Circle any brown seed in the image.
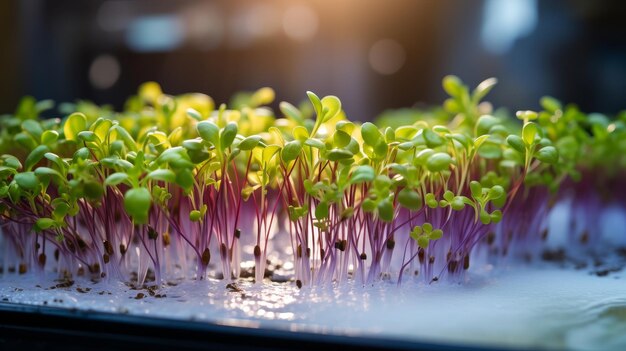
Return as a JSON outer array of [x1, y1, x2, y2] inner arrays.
[[296, 245, 302, 258], [254, 245, 261, 258], [234, 228, 241, 239], [418, 249, 425, 264], [119, 244, 127, 255], [360, 252, 367, 260], [386, 239, 395, 250], [220, 243, 228, 257], [147, 226, 158, 240], [54, 249, 59, 261], [103, 240, 114, 256], [486, 232, 496, 245], [89, 263, 101, 274], [135, 293, 145, 299], [66, 240, 76, 253], [202, 248, 211, 266], [448, 260, 458, 273], [463, 255, 470, 270], [103, 254, 110, 264], [19, 263, 27, 274], [429, 256, 435, 264], [296, 280, 302, 289], [320, 248, 325, 259], [38, 253, 46, 267], [162, 232, 171, 246], [77, 237, 87, 250]]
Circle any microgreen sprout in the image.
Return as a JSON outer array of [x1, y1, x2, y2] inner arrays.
[[0, 77, 623, 289]]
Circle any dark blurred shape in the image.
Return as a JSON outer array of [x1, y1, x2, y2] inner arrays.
[[1, 0, 626, 120]]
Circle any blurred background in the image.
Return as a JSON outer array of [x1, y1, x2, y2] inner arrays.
[[1, 0, 625, 120]]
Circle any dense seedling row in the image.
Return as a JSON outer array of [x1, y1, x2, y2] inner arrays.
[[0, 77, 623, 287]]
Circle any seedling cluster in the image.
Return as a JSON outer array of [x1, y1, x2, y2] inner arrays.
[[0, 77, 623, 287]]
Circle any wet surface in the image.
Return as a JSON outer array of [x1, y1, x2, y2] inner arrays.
[[0, 262, 624, 350]]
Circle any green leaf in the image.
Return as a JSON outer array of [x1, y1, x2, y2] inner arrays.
[[450, 197, 465, 211], [105, 172, 130, 186], [279, 101, 303, 123], [35, 218, 56, 231], [522, 122, 538, 146], [175, 169, 195, 191], [377, 199, 394, 222], [472, 77, 497, 102], [41, 130, 59, 145], [2, 155, 22, 170], [34, 167, 64, 181], [197, 121, 220, 146], [83, 181, 104, 200], [487, 185, 505, 200], [306, 91, 322, 118], [422, 222, 433, 233], [506, 135, 525, 154], [281, 140, 302, 162], [417, 236, 429, 249], [477, 141, 502, 159], [147, 169, 176, 183], [22, 120, 43, 140], [15, 132, 37, 150], [516, 110, 538, 121], [540, 96, 562, 113], [186, 108, 202, 121], [25, 145, 50, 171], [350, 165, 375, 184], [315, 201, 329, 219], [92, 118, 112, 142], [395, 126, 419, 140], [490, 210, 503, 223], [426, 152, 452, 172], [220, 122, 238, 151], [470, 181, 482, 199], [397, 188, 422, 210], [326, 148, 353, 161], [124, 187, 152, 224], [475, 115, 500, 136], [480, 209, 491, 224], [292, 126, 309, 142], [78, 131, 99, 143], [373, 140, 388, 158], [536, 146, 558, 164], [333, 130, 351, 148], [189, 210, 202, 222], [182, 138, 204, 151], [15, 172, 39, 190], [238, 135, 263, 150], [113, 126, 137, 152], [423, 128, 444, 148], [442, 75, 464, 97], [262, 145, 281, 163], [361, 122, 381, 146], [429, 229, 443, 240], [321, 95, 342, 122], [63, 112, 87, 141], [425, 193, 438, 208], [304, 138, 325, 149]]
